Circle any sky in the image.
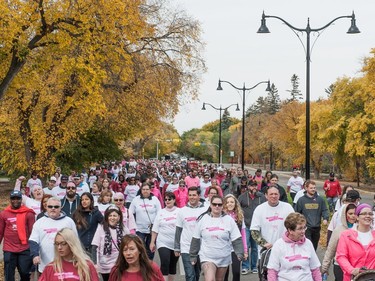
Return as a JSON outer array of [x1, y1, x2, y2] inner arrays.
[[171, 0, 375, 134]]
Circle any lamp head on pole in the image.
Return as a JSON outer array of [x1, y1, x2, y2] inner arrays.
[[217, 80, 223, 91], [266, 80, 272, 92], [347, 12, 360, 34], [257, 11, 270, 33], [201, 103, 206, 110], [235, 103, 240, 111]]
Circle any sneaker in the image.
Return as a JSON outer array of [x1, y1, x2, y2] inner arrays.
[[241, 269, 249, 275], [251, 269, 258, 274]]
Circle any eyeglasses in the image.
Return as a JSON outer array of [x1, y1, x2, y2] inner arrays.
[[212, 203, 223, 207], [114, 199, 124, 202], [66, 186, 76, 190], [165, 198, 173, 201], [54, 241, 68, 247], [359, 212, 374, 216], [295, 226, 307, 231], [47, 205, 60, 209]]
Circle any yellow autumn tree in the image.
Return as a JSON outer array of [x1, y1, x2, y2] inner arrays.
[[0, 0, 205, 175]]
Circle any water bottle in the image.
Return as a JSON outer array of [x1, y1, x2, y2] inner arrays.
[[322, 273, 328, 281]]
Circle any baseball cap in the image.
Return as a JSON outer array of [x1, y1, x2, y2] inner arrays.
[[61, 175, 69, 181], [256, 168, 262, 173], [50, 176, 57, 182], [10, 190, 23, 198], [329, 172, 335, 177], [346, 190, 361, 201], [248, 180, 258, 186]]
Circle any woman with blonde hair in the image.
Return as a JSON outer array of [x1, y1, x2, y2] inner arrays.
[[39, 227, 99, 281], [223, 194, 248, 281]]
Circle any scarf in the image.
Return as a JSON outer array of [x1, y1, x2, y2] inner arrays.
[[4, 205, 35, 245], [103, 223, 123, 255]]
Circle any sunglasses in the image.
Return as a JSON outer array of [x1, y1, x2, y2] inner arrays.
[[10, 197, 22, 200], [67, 186, 76, 190], [54, 241, 68, 247], [47, 205, 60, 209], [114, 199, 124, 202], [212, 203, 223, 207], [165, 198, 173, 201]]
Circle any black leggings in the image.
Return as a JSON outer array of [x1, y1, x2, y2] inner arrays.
[[224, 252, 241, 281], [158, 247, 179, 275]]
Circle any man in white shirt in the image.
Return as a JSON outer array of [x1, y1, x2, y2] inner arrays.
[[287, 169, 304, 201], [43, 176, 57, 195], [174, 187, 207, 281], [250, 185, 294, 249]]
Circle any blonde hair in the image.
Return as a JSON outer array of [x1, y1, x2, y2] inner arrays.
[[53, 228, 92, 281], [223, 194, 244, 223]]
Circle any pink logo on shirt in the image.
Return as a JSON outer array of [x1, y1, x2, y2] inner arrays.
[[285, 254, 309, 262], [206, 227, 225, 231], [266, 215, 284, 222], [44, 228, 59, 234], [54, 272, 79, 280], [185, 217, 197, 222], [164, 217, 176, 221], [140, 204, 154, 208], [7, 218, 16, 223]]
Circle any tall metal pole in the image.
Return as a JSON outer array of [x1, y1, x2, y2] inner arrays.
[[219, 107, 222, 165], [241, 86, 246, 171]]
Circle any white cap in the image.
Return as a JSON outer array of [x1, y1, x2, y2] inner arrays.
[[50, 176, 57, 182]]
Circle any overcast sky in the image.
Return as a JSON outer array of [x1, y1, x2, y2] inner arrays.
[[171, 0, 375, 134]]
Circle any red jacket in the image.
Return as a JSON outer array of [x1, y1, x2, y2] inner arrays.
[[323, 179, 342, 198], [0, 206, 35, 252], [336, 228, 375, 281]]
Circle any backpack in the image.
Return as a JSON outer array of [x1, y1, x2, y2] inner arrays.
[[258, 247, 272, 281]]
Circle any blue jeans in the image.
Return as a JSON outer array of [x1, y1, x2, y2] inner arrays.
[[136, 231, 154, 260], [181, 253, 200, 281], [326, 196, 338, 213], [4, 250, 32, 281], [242, 228, 258, 271]]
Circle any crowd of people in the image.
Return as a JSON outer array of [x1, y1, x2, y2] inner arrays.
[[0, 158, 374, 281]]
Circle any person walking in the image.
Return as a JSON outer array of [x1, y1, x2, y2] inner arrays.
[[237, 180, 266, 275], [286, 169, 304, 201], [322, 203, 357, 281], [150, 192, 180, 281], [0, 190, 35, 281], [190, 195, 244, 281], [267, 213, 322, 281], [174, 187, 207, 281], [250, 186, 294, 250], [336, 203, 375, 281], [223, 194, 248, 281], [60, 181, 80, 217], [295, 180, 329, 250], [29, 197, 78, 273], [323, 172, 342, 213], [39, 227, 99, 281]]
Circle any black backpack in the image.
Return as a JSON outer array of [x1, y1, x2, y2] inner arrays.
[[258, 247, 272, 281]]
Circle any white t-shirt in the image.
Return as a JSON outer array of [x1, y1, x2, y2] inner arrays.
[[175, 205, 207, 253], [166, 183, 179, 193], [267, 237, 321, 281], [26, 178, 43, 191], [124, 184, 140, 203], [24, 196, 41, 216], [287, 176, 304, 194], [152, 207, 180, 250], [193, 214, 241, 267], [52, 187, 67, 199], [76, 182, 90, 196], [97, 203, 110, 216], [43, 187, 55, 196], [250, 201, 294, 245], [29, 215, 77, 272], [129, 196, 161, 233], [199, 180, 211, 199]]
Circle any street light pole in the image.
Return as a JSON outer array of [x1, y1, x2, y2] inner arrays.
[[202, 102, 240, 165], [257, 12, 360, 179], [217, 80, 271, 170]]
